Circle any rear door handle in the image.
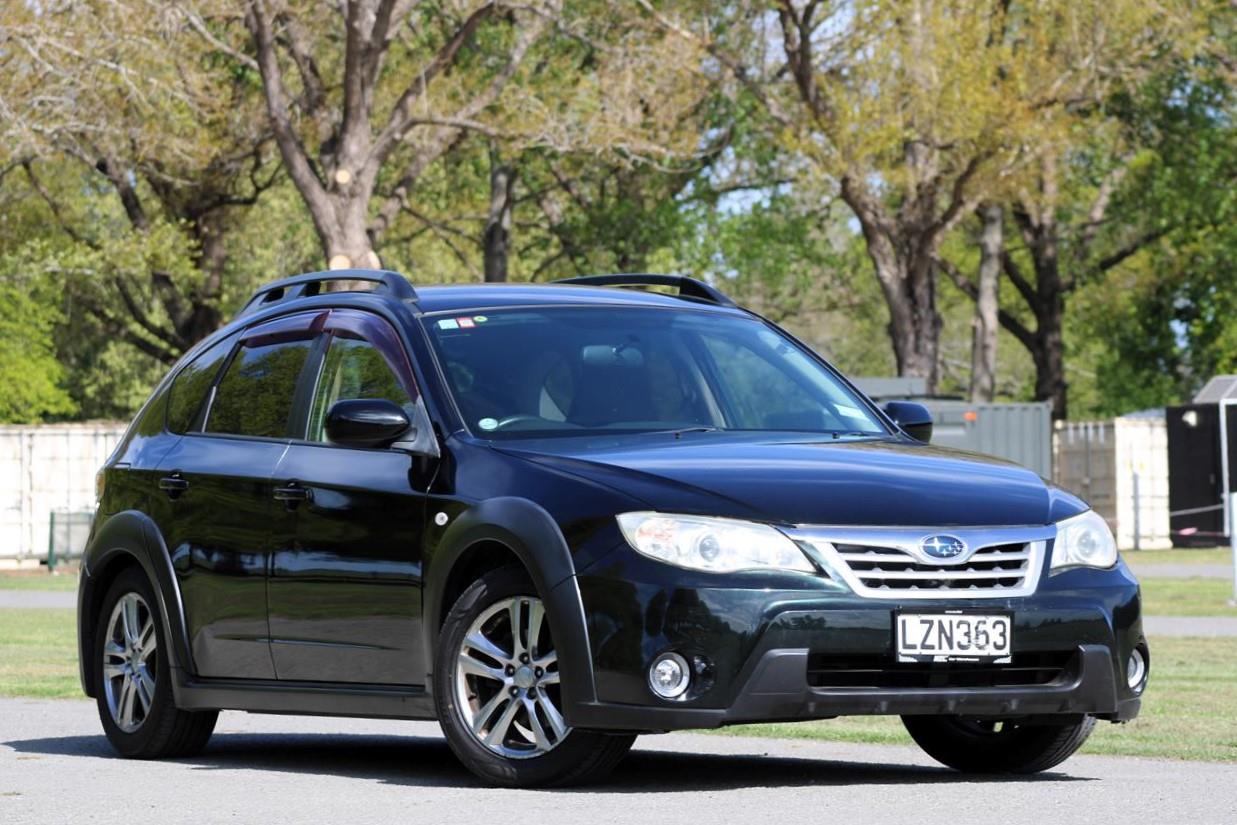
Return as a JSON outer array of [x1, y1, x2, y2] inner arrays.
[[158, 473, 189, 499], [273, 482, 312, 508]]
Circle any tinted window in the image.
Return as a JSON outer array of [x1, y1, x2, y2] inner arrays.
[[206, 339, 314, 438], [166, 334, 238, 434], [307, 337, 413, 442], [425, 307, 887, 438]]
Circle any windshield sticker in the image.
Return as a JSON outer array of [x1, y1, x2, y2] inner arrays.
[[836, 405, 868, 419], [478, 417, 498, 431], [458, 317, 476, 329], [438, 318, 459, 330], [473, 315, 488, 323]]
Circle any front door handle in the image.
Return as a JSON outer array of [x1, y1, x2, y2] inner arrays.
[[158, 473, 189, 500], [273, 482, 312, 509]]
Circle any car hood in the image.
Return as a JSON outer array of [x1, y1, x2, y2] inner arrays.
[[497, 434, 1084, 527]]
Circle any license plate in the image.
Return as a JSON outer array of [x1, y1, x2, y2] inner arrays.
[[896, 613, 1012, 662]]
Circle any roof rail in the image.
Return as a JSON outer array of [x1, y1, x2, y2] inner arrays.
[[552, 273, 736, 307], [238, 269, 417, 317]]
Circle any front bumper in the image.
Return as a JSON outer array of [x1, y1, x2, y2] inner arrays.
[[567, 549, 1145, 732]]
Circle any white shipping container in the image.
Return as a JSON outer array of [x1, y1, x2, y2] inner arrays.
[[0, 423, 126, 560], [1054, 414, 1171, 550]]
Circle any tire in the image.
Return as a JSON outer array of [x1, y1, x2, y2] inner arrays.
[[902, 714, 1096, 774], [434, 567, 635, 787], [94, 567, 217, 759]]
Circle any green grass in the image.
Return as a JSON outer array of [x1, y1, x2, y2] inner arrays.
[[714, 635, 1237, 762], [0, 571, 80, 591], [1140, 577, 1237, 617], [0, 608, 80, 698], [1125, 548, 1231, 566]]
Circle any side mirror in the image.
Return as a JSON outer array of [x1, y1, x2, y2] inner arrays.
[[325, 399, 411, 449], [884, 400, 933, 443]]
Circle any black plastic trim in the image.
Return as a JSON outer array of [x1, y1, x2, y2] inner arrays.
[[564, 644, 1129, 732], [422, 497, 596, 709], [78, 510, 194, 697], [172, 671, 435, 720], [239, 269, 418, 317], [553, 273, 736, 307]]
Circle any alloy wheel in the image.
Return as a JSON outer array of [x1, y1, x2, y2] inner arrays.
[[453, 596, 569, 759], [102, 592, 157, 733]]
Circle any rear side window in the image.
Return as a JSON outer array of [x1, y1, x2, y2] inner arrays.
[[166, 334, 238, 434], [205, 339, 314, 439]]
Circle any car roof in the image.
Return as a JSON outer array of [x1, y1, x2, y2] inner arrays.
[[410, 283, 749, 316]]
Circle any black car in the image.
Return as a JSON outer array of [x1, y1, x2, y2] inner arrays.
[[79, 270, 1146, 786]]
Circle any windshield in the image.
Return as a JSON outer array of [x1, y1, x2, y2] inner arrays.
[[425, 306, 888, 439]]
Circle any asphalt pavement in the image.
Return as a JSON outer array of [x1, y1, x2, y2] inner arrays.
[[1, 698, 1234, 825], [1131, 563, 1233, 579]]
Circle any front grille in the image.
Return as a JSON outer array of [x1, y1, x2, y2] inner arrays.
[[834, 542, 1031, 592], [807, 651, 1077, 689], [789, 524, 1053, 600]]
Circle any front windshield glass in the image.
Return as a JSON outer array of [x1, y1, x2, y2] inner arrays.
[[425, 306, 888, 439]]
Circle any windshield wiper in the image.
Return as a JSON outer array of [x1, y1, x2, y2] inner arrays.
[[663, 426, 721, 439]]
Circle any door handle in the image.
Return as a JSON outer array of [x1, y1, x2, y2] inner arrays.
[[158, 473, 189, 499], [273, 482, 312, 508]]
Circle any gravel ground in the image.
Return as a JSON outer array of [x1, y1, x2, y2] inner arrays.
[[2, 698, 1235, 825]]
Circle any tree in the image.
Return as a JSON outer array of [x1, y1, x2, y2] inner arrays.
[[0, 273, 75, 423], [642, 0, 1198, 394], [0, 0, 288, 366]]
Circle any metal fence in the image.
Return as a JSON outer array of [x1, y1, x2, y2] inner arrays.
[[0, 424, 125, 561], [1054, 414, 1171, 550]]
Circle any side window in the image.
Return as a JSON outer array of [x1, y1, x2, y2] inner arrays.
[[307, 336, 412, 443], [205, 339, 315, 439], [699, 334, 838, 430], [166, 333, 238, 434]]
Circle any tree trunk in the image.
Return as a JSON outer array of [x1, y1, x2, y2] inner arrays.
[[969, 204, 1002, 402], [1033, 293, 1068, 420], [483, 149, 516, 283]]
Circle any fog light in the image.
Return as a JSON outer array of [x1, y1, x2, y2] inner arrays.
[[1127, 646, 1148, 692], [648, 652, 691, 699]]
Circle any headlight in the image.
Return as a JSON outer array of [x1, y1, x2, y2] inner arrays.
[[616, 512, 815, 573], [1051, 510, 1118, 573]]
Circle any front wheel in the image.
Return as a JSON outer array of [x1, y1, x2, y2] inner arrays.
[[434, 567, 635, 787], [902, 714, 1095, 774]]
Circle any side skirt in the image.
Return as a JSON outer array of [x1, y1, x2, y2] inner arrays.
[[171, 669, 437, 721]]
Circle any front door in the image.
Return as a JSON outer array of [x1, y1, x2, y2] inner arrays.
[[267, 310, 429, 685]]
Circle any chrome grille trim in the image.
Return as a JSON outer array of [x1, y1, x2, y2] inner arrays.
[[788, 524, 1054, 600]]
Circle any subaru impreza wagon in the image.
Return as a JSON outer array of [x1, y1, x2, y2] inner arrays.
[[79, 270, 1146, 786]]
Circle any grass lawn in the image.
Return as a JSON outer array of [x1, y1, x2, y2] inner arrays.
[[0, 609, 80, 698], [2, 605, 1235, 763], [1140, 577, 1237, 617], [1125, 547, 1231, 566], [0, 570, 80, 591]]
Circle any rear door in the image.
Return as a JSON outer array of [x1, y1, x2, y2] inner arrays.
[[266, 309, 429, 685], [156, 311, 324, 679]]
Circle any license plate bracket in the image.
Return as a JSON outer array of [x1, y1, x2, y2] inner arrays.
[[895, 611, 1013, 663]]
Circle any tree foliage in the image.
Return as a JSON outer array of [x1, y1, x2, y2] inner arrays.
[[0, 0, 1232, 423]]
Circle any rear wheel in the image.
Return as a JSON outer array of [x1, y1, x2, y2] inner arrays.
[[94, 567, 217, 758], [434, 567, 635, 786], [902, 714, 1095, 774]]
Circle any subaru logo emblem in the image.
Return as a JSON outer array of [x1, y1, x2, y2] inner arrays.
[[920, 534, 967, 559]]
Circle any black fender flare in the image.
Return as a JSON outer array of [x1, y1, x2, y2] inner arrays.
[[422, 497, 597, 709], [78, 510, 194, 697]]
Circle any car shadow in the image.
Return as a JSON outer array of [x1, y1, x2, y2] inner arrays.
[[3, 732, 1091, 792]]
